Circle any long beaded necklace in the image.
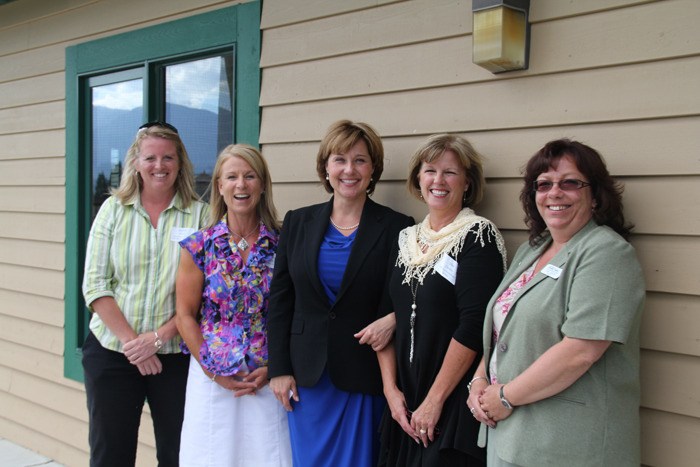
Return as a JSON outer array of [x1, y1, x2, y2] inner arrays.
[[231, 222, 260, 251], [409, 278, 420, 364], [329, 217, 360, 231]]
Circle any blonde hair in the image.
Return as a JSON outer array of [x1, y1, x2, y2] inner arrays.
[[406, 134, 485, 208], [112, 125, 198, 206], [315, 119, 384, 195], [208, 144, 280, 231]]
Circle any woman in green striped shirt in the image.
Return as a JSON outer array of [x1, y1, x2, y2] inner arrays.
[[81, 122, 208, 467]]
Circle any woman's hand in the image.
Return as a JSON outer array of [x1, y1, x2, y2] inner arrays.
[[354, 313, 396, 351], [270, 375, 298, 411], [123, 331, 159, 365], [136, 354, 163, 376], [213, 373, 257, 395], [384, 386, 417, 443], [478, 384, 513, 423], [234, 366, 269, 397], [467, 378, 496, 428], [410, 396, 443, 447]]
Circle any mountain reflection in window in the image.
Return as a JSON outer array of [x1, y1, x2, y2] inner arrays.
[[90, 52, 234, 219]]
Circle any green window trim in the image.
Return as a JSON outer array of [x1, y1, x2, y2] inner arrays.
[[64, 1, 261, 381]]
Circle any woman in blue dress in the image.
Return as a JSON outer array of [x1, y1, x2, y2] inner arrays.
[[268, 120, 413, 466]]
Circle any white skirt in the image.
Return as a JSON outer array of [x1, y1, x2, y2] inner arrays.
[[179, 356, 292, 467]]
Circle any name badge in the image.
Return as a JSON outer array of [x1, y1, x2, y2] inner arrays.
[[541, 263, 562, 279], [170, 227, 196, 242], [435, 254, 458, 285]]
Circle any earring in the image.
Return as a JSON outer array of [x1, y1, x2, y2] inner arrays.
[[325, 173, 329, 181], [463, 191, 468, 204]]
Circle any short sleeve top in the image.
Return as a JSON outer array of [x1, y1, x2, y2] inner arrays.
[[179, 218, 279, 376]]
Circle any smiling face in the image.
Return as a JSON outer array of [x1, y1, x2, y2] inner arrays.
[[217, 155, 263, 219], [418, 150, 468, 220], [134, 136, 180, 195], [535, 155, 594, 242], [325, 139, 373, 202]]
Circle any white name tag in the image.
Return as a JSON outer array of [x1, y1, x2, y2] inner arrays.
[[541, 263, 562, 279], [170, 227, 196, 243], [435, 254, 458, 285]]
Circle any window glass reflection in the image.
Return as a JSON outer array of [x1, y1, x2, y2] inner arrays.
[[91, 79, 143, 218], [166, 53, 234, 198]]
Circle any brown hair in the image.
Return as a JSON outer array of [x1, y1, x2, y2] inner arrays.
[[406, 134, 485, 208], [520, 138, 632, 245], [315, 120, 384, 195]]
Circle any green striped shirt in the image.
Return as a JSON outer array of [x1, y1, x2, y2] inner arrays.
[[82, 193, 209, 353]]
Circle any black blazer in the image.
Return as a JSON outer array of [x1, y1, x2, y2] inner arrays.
[[267, 198, 413, 395]]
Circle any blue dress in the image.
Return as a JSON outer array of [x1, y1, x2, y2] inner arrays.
[[287, 224, 385, 467]]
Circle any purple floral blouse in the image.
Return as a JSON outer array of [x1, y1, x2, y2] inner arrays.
[[179, 217, 278, 376]]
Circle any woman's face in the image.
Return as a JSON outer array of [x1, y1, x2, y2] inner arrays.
[[135, 136, 180, 194], [217, 156, 263, 219], [325, 139, 373, 202], [535, 155, 594, 241], [418, 150, 468, 219]]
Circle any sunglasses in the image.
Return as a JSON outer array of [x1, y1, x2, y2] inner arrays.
[[138, 121, 179, 134], [533, 179, 590, 193]]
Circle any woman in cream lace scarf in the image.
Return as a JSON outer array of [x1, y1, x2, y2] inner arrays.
[[378, 134, 506, 467]]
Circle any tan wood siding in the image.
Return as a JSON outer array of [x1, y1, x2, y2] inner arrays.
[[261, 57, 700, 143], [0, 238, 63, 270], [0, 131, 65, 160], [641, 408, 700, 467], [261, 0, 405, 29], [641, 293, 700, 357], [0, 73, 64, 109], [0, 213, 64, 242], [0, 289, 64, 327], [261, 1, 699, 105]]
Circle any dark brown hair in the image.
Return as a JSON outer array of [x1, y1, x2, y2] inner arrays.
[[520, 139, 632, 245]]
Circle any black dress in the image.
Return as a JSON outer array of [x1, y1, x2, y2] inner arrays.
[[379, 231, 504, 467]]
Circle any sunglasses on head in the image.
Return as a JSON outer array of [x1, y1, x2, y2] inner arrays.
[[138, 121, 179, 134], [533, 179, 590, 193]]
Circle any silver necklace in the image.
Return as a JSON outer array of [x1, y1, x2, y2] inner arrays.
[[231, 222, 260, 251], [329, 217, 360, 231], [409, 278, 419, 364]]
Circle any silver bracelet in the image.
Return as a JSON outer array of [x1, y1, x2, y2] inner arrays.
[[153, 331, 163, 350], [467, 376, 488, 393]]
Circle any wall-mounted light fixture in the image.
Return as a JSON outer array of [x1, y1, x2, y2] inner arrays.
[[472, 0, 530, 73]]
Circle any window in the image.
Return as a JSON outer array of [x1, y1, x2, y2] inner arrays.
[[64, 2, 260, 381]]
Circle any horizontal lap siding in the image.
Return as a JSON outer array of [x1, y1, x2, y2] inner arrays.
[[0, 0, 253, 465], [261, 0, 700, 465]]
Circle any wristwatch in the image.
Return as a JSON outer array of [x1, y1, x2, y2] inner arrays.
[[500, 385, 513, 410], [154, 331, 163, 350]]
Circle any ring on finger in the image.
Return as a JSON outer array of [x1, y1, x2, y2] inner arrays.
[[419, 429, 427, 434]]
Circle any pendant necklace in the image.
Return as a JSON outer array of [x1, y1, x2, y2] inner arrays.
[[231, 222, 260, 251], [330, 217, 360, 231], [409, 278, 420, 364]]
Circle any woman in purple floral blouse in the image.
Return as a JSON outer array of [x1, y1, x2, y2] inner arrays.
[[175, 144, 292, 466]]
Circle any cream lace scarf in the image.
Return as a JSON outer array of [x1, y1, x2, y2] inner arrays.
[[397, 208, 507, 285]]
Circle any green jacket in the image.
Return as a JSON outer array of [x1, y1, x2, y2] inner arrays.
[[479, 221, 645, 466]]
